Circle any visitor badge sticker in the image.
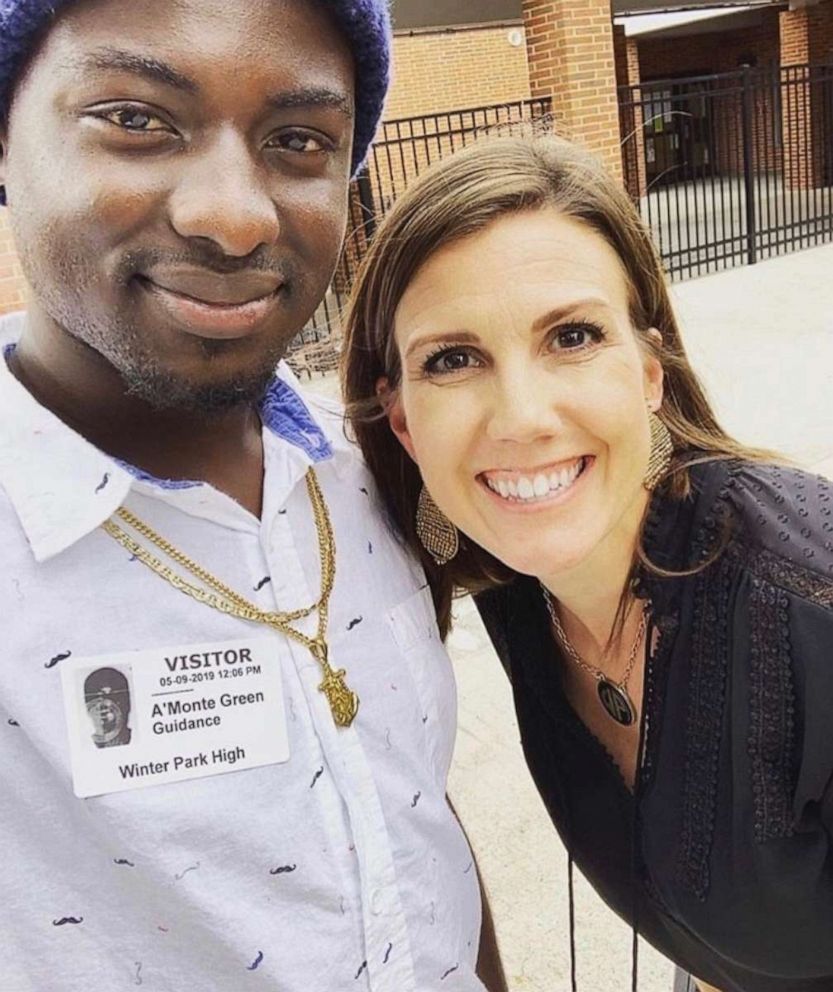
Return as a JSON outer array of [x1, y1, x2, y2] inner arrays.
[[60, 638, 289, 797]]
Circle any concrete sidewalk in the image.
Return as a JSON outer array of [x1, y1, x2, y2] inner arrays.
[[305, 243, 833, 991]]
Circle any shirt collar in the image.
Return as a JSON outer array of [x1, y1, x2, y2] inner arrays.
[[0, 313, 349, 562]]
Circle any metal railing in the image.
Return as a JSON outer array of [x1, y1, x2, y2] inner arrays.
[[619, 62, 833, 280], [362, 97, 553, 224]]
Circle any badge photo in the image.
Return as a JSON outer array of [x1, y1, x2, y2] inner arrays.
[[80, 664, 135, 749], [61, 638, 290, 798]]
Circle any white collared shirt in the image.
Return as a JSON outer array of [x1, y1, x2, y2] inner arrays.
[[0, 312, 483, 992]]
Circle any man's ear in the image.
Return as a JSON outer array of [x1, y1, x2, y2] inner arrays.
[[376, 377, 418, 464], [643, 328, 665, 411]]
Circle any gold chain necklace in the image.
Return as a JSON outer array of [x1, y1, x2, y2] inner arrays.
[[541, 584, 647, 728], [101, 469, 358, 728]]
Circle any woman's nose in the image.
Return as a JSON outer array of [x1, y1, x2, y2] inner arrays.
[[484, 368, 564, 444], [168, 130, 280, 257]]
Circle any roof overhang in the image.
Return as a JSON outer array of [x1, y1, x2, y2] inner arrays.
[[612, 0, 780, 13], [390, 0, 789, 33], [614, 4, 777, 37]]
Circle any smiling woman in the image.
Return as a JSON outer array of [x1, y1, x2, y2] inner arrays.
[[385, 207, 665, 598], [342, 136, 833, 992]]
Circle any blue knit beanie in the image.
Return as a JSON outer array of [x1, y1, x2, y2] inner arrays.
[[0, 0, 391, 176]]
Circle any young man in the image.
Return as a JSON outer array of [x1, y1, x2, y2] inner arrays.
[[0, 2, 504, 988]]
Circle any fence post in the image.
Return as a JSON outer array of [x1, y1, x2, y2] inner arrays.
[[355, 166, 377, 240], [741, 66, 758, 265]]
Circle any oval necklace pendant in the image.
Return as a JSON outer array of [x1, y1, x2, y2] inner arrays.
[[598, 678, 637, 727]]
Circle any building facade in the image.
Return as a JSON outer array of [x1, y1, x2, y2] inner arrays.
[[4, 0, 833, 313]]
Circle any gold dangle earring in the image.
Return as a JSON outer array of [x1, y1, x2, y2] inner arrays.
[[415, 486, 459, 565], [643, 410, 674, 491]]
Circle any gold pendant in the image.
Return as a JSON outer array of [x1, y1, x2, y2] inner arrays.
[[313, 640, 359, 728], [319, 667, 360, 727]]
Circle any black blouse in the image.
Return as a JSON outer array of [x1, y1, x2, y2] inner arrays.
[[476, 460, 833, 992]]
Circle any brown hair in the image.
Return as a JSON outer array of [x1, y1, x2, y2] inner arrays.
[[342, 135, 772, 638]]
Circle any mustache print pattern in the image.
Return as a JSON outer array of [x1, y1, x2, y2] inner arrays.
[[52, 917, 83, 926], [174, 862, 200, 881], [269, 864, 297, 875], [347, 617, 363, 631], [45, 651, 72, 669], [254, 577, 271, 592], [95, 473, 110, 494], [247, 951, 264, 972], [114, 859, 135, 868], [310, 767, 324, 789]]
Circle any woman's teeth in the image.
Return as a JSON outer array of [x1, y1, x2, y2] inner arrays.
[[484, 458, 586, 502]]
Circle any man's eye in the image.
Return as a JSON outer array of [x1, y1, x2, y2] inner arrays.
[[100, 106, 170, 132], [268, 129, 332, 154]]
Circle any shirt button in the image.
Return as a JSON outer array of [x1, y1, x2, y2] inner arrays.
[[370, 888, 384, 916]]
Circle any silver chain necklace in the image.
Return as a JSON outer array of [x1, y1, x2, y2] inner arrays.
[[541, 584, 648, 727]]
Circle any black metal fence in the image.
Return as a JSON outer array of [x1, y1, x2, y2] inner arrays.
[[361, 96, 553, 224], [619, 62, 833, 280], [291, 66, 833, 372], [290, 97, 552, 372]]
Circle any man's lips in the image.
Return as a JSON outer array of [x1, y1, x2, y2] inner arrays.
[[138, 272, 285, 339], [143, 267, 284, 305]]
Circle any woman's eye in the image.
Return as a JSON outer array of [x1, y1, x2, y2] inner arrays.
[[552, 322, 605, 351], [101, 106, 170, 132], [268, 129, 332, 154], [423, 348, 481, 375]]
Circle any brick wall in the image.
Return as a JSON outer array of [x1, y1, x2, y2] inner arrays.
[[807, 1, 833, 62], [0, 211, 26, 316], [638, 14, 781, 79], [780, 8, 810, 66], [384, 24, 531, 120]]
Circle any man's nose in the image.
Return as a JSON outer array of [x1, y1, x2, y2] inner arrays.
[[485, 367, 564, 444], [168, 130, 280, 257]]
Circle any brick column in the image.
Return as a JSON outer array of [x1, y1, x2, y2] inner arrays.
[[614, 26, 647, 199], [780, 7, 813, 189], [0, 211, 26, 315], [523, 0, 623, 181], [779, 1, 833, 190]]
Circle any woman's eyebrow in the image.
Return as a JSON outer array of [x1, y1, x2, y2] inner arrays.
[[404, 330, 480, 360], [530, 298, 612, 332]]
